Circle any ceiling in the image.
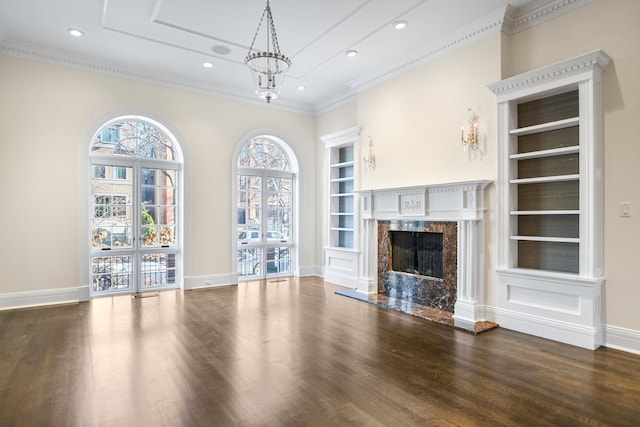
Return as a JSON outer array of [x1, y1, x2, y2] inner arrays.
[[0, 0, 554, 113]]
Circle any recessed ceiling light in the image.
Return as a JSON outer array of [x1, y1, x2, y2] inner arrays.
[[203, 62, 214, 68], [345, 50, 358, 57], [211, 45, 231, 55], [67, 28, 83, 37], [393, 20, 408, 30], [297, 85, 305, 91]]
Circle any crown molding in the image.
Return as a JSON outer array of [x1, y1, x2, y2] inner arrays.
[[487, 49, 610, 101], [347, 0, 592, 98], [314, 89, 358, 115], [0, 40, 315, 116], [348, 6, 507, 94], [503, 0, 593, 35]]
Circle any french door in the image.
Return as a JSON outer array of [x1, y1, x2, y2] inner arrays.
[[89, 159, 179, 295], [237, 170, 292, 279]]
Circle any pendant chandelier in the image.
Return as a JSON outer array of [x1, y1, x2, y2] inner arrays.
[[245, 0, 291, 103]]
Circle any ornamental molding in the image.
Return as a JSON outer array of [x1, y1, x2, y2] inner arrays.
[[348, 7, 506, 93], [358, 180, 491, 198], [348, 0, 591, 96], [0, 41, 316, 115], [357, 180, 492, 222], [503, 0, 593, 35], [487, 49, 611, 101], [320, 126, 362, 147]]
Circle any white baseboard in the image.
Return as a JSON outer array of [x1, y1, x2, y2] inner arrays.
[[604, 325, 640, 355], [0, 286, 90, 310], [184, 273, 237, 290], [323, 271, 359, 289], [486, 305, 601, 350], [297, 265, 321, 277]]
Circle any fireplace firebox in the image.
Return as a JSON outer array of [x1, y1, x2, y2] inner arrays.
[[389, 231, 443, 279]]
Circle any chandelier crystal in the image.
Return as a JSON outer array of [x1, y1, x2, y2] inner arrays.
[[245, 0, 291, 103]]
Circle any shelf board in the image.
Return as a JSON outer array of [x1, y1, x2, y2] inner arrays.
[[510, 145, 579, 160], [510, 174, 579, 184], [509, 117, 579, 136], [330, 161, 354, 168], [330, 177, 354, 182], [331, 227, 354, 232], [510, 210, 579, 215], [511, 235, 579, 243], [331, 212, 354, 216], [330, 193, 355, 197]]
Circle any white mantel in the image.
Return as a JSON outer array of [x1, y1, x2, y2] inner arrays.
[[356, 180, 491, 331]]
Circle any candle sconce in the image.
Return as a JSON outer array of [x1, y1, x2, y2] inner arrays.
[[461, 109, 479, 150], [363, 136, 376, 173]]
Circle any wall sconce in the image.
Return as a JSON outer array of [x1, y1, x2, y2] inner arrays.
[[363, 136, 376, 173], [461, 109, 479, 150]]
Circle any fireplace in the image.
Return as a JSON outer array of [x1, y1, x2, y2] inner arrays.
[[378, 221, 457, 313], [355, 180, 492, 331]]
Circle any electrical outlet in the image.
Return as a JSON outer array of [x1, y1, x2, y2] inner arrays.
[[620, 202, 631, 218]]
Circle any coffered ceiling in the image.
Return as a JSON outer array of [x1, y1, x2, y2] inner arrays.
[[0, 0, 586, 113]]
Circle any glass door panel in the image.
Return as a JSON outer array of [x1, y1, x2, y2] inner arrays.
[[266, 247, 290, 274], [91, 255, 133, 293], [238, 248, 261, 277], [140, 253, 177, 289], [237, 175, 262, 242], [90, 163, 179, 295], [140, 168, 177, 247], [91, 165, 133, 248], [237, 175, 262, 278], [237, 174, 292, 278], [266, 177, 291, 241]]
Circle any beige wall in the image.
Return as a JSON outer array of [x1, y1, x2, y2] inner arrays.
[[0, 55, 316, 293], [504, 0, 640, 331], [357, 33, 502, 305]]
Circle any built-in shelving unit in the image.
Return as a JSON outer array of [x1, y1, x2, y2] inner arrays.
[[488, 50, 610, 349], [510, 90, 581, 273], [321, 126, 361, 288], [329, 150, 355, 248]]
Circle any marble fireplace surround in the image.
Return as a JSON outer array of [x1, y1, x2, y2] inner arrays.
[[378, 221, 458, 313], [357, 180, 491, 331]]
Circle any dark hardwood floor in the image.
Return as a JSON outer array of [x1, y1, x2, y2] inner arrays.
[[0, 277, 638, 426]]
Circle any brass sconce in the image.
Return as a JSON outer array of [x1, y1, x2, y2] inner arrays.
[[461, 109, 479, 150], [363, 136, 376, 173]]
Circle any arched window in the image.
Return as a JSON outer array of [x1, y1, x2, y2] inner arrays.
[[88, 116, 183, 296], [238, 138, 290, 171], [235, 136, 296, 280]]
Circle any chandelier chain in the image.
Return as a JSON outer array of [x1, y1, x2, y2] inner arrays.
[[267, 6, 283, 56], [247, 6, 268, 54]]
